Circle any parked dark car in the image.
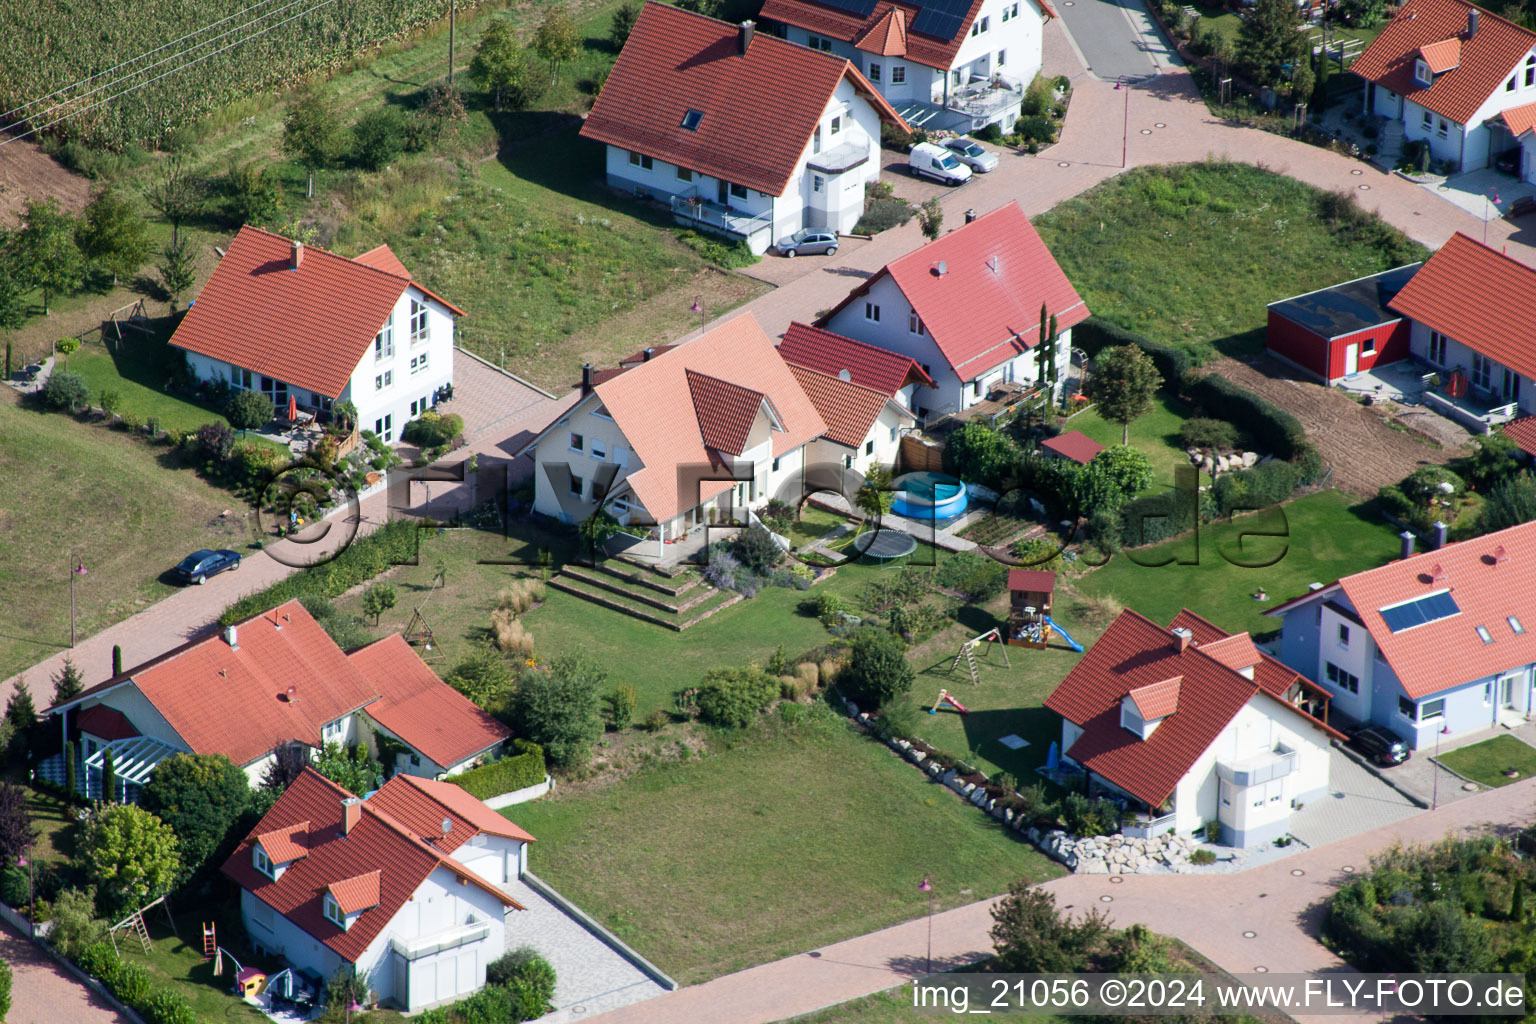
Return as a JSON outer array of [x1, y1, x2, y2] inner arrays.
[[174, 549, 242, 585], [1351, 725, 1411, 766], [775, 229, 839, 258]]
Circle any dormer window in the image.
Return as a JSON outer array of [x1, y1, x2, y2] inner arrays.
[[681, 109, 704, 131], [324, 894, 345, 928], [1415, 59, 1433, 86], [254, 845, 274, 880]]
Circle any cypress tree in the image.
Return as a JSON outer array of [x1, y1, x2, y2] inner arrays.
[[101, 747, 116, 804], [112, 645, 122, 677], [1512, 878, 1525, 922]]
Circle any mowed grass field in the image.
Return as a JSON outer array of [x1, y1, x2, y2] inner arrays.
[[1439, 734, 1536, 789], [510, 713, 1061, 984]]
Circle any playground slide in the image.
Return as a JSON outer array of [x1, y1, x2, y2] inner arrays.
[[1044, 616, 1084, 653], [941, 694, 969, 715]]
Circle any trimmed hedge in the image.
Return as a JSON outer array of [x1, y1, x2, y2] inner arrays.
[[1182, 374, 1306, 460], [71, 942, 196, 1024], [218, 518, 420, 626], [450, 740, 546, 800], [1072, 317, 1192, 384], [1119, 486, 1214, 547]]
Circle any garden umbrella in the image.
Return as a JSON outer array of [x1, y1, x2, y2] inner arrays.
[[286, 394, 298, 422]]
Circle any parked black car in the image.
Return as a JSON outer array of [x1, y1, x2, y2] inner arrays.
[[174, 549, 242, 585], [1351, 725, 1411, 766]]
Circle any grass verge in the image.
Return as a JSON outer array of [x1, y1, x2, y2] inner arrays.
[[1438, 734, 1536, 789]]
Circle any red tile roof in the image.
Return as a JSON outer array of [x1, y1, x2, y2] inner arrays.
[[1198, 633, 1262, 673], [1499, 100, 1536, 135], [760, 0, 990, 71], [368, 774, 536, 853], [1128, 676, 1181, 719], [1007, 569, 1056, 594], [1169, 609, 1310, 699], [328, 871, 382, 914], [777, 322, 934, 395], [352, 244, 410, 278], [1323, 520, 1536, 699], [687, 369, 770, 455], [854, 7, 909, 55], [255, 822, 310, 863], [1351, 0, 1536, 124], [1388, 231, 1536, 381], [1504, 415, 1536, 456], [786, 362, 907, 447], [222, 769, 520, 963], [1420, 36, 1464, 72], [170, 227, 461, 400], [581, 3, 907, 196], [819, 202, 1088, 380], [1041, 429, 1105, 464], [1044, 609, 1340, 807], [75, 704, 137, 741], [347, 635, 510, 769]]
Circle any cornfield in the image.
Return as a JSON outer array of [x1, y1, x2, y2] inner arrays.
[[6, 0, 485, 150]]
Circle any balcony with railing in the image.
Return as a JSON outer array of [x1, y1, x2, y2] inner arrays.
[[947, 73, 1024, 119], [1216, 745, 1299, 788], [669, 195, 773, 244]]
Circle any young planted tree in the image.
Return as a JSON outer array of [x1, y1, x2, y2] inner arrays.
[[534, 8, 582, 84], [610, 0, 641, 48], [1083, 344, 1162, 445], [1236, 0, 1307, 89], [283, 88, 343, 198], [15, 200, 84, 315], [77, 189, 151, 287], [112, 645, 122, 677], [918, 197, 944, 241], [854, 464, 894, 537], [142, 158, 209, 249], [83, 804, 180, 917], [158, 242, 197, 311], [471, 20, 545, 112], [225, 388, 275, 432], [51, 657, 85, 705], [576, 509, 621, 559], [64, 740, 77, 799], [361, 582, 398, 625], [224, 162, 283, 227], [838, 626, 914, 710]]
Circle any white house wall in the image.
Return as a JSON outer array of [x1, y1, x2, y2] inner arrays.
[[1406, 320, 1536, 415], [242, 888, 349, 983], [368, 865, 511, 1011], [76, 690, 188, 752], [529, 396, 638, 523], [342, 285, 456, 444], [1378, 47, 1536, 171]]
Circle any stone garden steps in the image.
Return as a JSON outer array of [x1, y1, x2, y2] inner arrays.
[[589, 561, 700, 598], [548, 572, 741, 631], [559, 565, 715, 614]]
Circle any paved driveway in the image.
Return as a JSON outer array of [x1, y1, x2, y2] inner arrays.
[[1286, 748, 1418, 849], [1055, 0, 1163, 80], [0, 921, 132, 1024]]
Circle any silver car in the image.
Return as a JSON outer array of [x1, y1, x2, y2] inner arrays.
[[775, 229, 839, 257], [943, 138, 999, 173]]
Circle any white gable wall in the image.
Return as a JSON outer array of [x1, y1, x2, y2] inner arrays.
[[340, 285, 456, 444], [528, 396, 639, 523], [72, 689, 188, 752]]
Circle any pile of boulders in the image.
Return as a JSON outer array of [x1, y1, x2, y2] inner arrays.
[[1187, 449, 1263, 475]]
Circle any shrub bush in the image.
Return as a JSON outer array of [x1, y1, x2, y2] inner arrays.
[[110, 961, 154, 1008], [853, 195, 914, 234], [401, 410, 463, 447], [352, 107, 410, 170], [643, 709, 670, 732], [41, 370, 90, 410], [1183, 374, 1305, 459], [510, 655, 606, 769], [1178, 417, 1238, 451], [1062, 792, 1122, 837], [485, 947, 557, 1013], [1072, 317, 1192, 383], [695, 666, 780, 727], [450, 740, 546, 799], [944, 420, 1018, 487], [1190, 848, 1217, 865], [1212, 458, 1305, 515], [1119, 486, 1213, 546], [604, 682, 637, 731], [1021, 73, 1055, 116], [1014, 114, 1056, 144], [838, 626, 915, 709], [732, 524, 783, 574], [142, 989, 197, 1024], [933, 551, 1009, 602], [219, 518, 420, 625]]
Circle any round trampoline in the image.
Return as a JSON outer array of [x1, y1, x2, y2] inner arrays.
[[852, 529, 918, 561], [891, 471, 968, 520]]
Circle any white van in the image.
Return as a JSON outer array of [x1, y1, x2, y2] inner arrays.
[[908, 142, 973, 186]]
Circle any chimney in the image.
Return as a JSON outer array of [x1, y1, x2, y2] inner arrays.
[[580, 362, 595, 395], [1431, 520, 1448, 551], [290, 240, 303, 270], [739, 20, 755, 54], [1468, 8, 1479, 36], [935, 260, 948, 276], [1171, 626, 1193, 653], [642, 347, 655, 362], [342, 797, 362, 836], [1399, 530, 1416, 561], [965, 208, 977, 224], [224, 624, 239, 649]]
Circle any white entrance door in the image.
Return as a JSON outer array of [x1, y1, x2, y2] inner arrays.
[[1502, 674, 1517, 708], [1344, 344, 1359, 376]]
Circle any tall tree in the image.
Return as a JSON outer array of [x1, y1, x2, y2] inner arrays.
[[1478, 472, 1536, 534], [854, 464, 894, 536], [1236, 0, 1308, 89], [282, 88, 343, 198], [533, 8, 581, 83], [610, 1, 641, 49], [77, 190, 151, 287], [0, 782, 36, 864], [3, 689, 36, 734], [51, 657, 85, 705], [471, 20, 545, 112], [83, 804, 179, 917], [511, 654, 606, 769], [158, 243, 197, 312], [15, 200, 84, 315], [142, 158, 209, 249], [139, 753, 251, 885], [360, 582, 398, 625], [0, 233, 34, 346], [1083, 344, 1162, 445]]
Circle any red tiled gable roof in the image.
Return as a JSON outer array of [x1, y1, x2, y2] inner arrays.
[[1128, 676, 1181, 719], [1170, 608, 1309, 699], [1042, 429, 1105, 464], [1351, 0, 1536, 124], [221, 769, 520, 963], [1008, 568, 1056, 594], [1421, 36, 1463, 71], [329, 871, 382, 915], [687, 369, 769, 455], [1045, 610, 1339, 807], [368, 775, 536, 854], [579, 314, 827, 523], [352, 244, 411, 278], [581, 3, 907, 196], [1499, 100, 1536, 135], [1504, 415, 1536, 455], [786, 362, 906, 447], [1330, 519, 1536, 699], [1198, 632, 1262, 673], [777, 322, 934, 395], [854, 7, 908, 55], [348, 635, 510, 769], [760, 0, 989, 71], [75, 704, 137, 741], [169, 227, 461, 400], [1388, 232, 1536, 381], [256, 822, 310, 863], [821, 202, 1088, 380]]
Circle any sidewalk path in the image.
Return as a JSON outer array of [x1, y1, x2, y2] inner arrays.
[[0, 921, 132, 1024]]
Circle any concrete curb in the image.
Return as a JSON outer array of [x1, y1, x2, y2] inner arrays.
[[1428, 756, 1485, 789], [1331, 739, 1431, 808], [520, 871, 679, 992]]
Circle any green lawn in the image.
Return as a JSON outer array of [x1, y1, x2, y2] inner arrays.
[[1075, 489, 1402, 638], [1035, 163, 1429, 362], [1061, 391, 1200, 488], [118, 914, 271, 1024], [510, 712, 1060, 985], [62, 333, 235, 435], [787, 507, 849, 554], [0, 392, 259, 681], [1439, 734, 1536, 789]]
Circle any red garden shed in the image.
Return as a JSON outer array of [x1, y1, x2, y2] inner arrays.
[[1265, 263, 1423, 385]]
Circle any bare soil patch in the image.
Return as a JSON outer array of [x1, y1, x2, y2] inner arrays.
[[1201, 355, 1466, 496], [0, 135, 91, 224]]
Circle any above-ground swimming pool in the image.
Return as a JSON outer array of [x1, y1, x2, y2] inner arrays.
[[891, 471, 968, 520]]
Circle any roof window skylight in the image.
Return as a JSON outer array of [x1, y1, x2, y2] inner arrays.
[[1509, 615, 1525, 635], [681, 109, 704, 131], [1476, 625, 1494, 645]]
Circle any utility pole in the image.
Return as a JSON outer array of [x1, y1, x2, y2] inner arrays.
[[448, 0, 456, 88]]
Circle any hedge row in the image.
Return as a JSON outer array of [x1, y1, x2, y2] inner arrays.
[[1072, 316, 1192, 384], [1182, 374, 1306, 460], [75, 942, 196, 1024], [450, 740, 546, 801], [1211, 448, 1324, 516], [218, 518, 421, 627]]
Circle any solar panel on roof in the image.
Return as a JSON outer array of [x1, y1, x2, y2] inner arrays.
[[817, 0, 879, 18], [910, 0, 969, 40], [1379, 590, 1461, 633]]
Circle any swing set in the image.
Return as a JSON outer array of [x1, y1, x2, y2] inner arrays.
[[949, 627, 1010, 685]]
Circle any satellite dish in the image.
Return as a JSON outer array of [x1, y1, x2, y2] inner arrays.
[[441, 817, 453, 838]]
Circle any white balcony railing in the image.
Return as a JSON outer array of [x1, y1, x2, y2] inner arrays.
[[669, 195, 773, 241]]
